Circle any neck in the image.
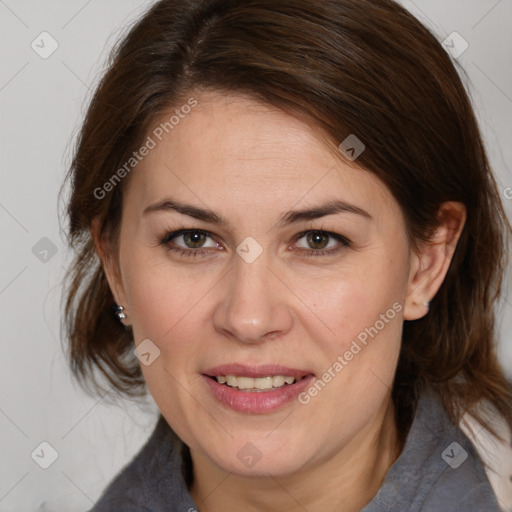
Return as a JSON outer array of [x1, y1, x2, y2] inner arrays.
[[189, 396, 401, 512]]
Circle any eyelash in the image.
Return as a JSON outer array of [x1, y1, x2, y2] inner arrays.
[[158, 227, 351, 259]]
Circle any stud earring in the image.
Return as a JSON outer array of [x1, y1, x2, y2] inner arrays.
[[114, 304, 127, 321]]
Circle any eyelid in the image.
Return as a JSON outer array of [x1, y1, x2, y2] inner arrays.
[[291, 230, 351, 257], [163, 228, 219, 248], [293, 229, 350, 246], [159, 227, 350, 257]]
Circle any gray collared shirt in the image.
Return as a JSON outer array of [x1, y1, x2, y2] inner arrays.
[[91, 390, 502, 511]]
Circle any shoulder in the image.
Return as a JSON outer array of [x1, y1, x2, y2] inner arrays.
[[419, 441, 501, 512], [363, 390, 503, 512], [88, 415, 191, 512]]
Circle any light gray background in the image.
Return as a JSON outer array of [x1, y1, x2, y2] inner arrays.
[[0, 1, 511, 511]]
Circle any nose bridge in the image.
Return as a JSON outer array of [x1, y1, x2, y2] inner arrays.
[[213, 248, 293, 343]]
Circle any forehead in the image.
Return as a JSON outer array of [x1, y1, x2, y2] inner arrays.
[[123, 91, 399, 225]]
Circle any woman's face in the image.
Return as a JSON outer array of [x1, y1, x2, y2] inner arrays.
[[106, 91, 420, 476]]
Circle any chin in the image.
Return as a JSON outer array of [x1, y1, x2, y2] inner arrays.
[[203, 435, 313, 478]]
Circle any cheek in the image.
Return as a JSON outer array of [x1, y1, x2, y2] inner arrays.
[[124, 263, 209, 411], [121, 255, 207, 348], [299, 263, 405, 348], [297, 258, 406, 402]]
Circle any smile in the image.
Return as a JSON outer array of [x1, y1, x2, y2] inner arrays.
[[202, 364, 315, 413], [214, 375, 304, 391]]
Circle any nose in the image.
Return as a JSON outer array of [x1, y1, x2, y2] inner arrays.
[[212, 252, 294, 344]]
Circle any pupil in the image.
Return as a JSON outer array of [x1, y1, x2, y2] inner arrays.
[[185, 232, 205, 248], [308, 232, 328, 249]]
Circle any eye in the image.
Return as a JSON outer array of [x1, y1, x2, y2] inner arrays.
[[158, 227, 350, 259], [173, 230, 217, 249], [159, 229, 222, 258], [293, 230, 350, 257]]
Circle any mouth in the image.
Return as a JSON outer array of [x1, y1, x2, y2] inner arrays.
[[202, 364, 315, 413], [208, 374, 308, 392]]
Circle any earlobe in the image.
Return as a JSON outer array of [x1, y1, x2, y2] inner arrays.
[[403, 201, 466, 321]]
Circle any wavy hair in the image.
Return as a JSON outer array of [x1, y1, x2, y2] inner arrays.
[[61, 0, 512, 440]]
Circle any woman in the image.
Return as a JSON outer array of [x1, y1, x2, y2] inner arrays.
[[62, 0, 512, 510]]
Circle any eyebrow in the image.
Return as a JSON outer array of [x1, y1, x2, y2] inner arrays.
[[143, 198, 372, 228]]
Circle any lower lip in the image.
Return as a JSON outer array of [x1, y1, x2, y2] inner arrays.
[[202, 375, 315, 413]]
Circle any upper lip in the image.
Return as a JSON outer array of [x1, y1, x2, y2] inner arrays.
[[203, 364, 314, 379]]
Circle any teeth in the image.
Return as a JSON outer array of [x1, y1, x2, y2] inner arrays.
[[216, 375, 299, 390], [237, 376, 255, 390], [226, 375, 237, 387], [272, 376, 285, 387], [255, 376, 273, 389]]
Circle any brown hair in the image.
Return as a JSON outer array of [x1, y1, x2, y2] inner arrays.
[[61, 0, 512, 439]]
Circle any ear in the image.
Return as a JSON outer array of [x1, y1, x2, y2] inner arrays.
[[404, 201, 466, 321], [90, 217, 131, 325]]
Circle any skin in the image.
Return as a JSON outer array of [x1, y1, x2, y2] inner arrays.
[[92, 91, 466, 512]]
